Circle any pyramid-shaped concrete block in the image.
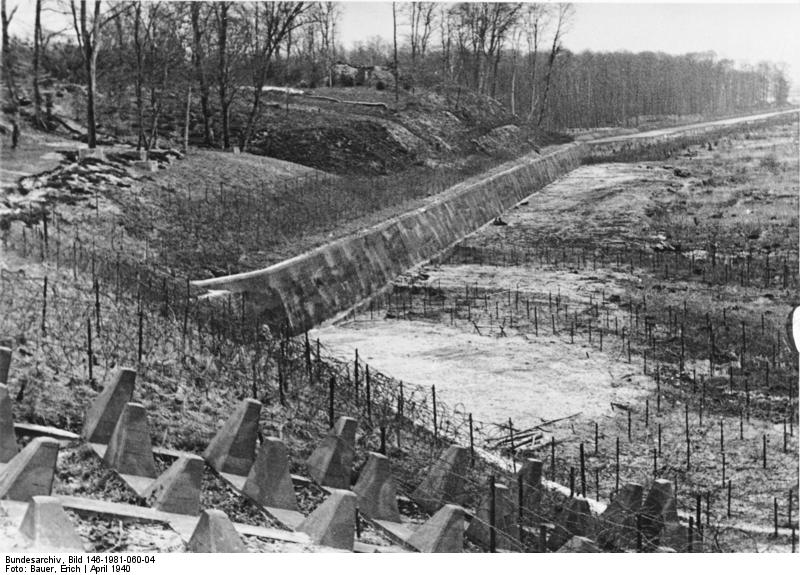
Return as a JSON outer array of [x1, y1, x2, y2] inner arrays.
[[465, 482, 520, 550], [307, 435, 355, 489], [298, 489, 357, 550], [516, 458, 543, 513], [353, 452, 401, 522], [639, 479, 677, 547], [548, 497, 593, 551], [333, 416, 357, 447], [187, 509, 247, 553], [144, 454, 204, 516], [242, 437, 298, 511], [0, 346, 11, 384], [0, 437, 60, 501], [660, 521, 695, 553], [203, 399, 261, 475], [83, 368, 136, 443], [556, 535, 601, 553], [19, 496, 85, 551], [1, 383, 20, 462], [411, 445, 470, 514], [103, 402, 157, 478], [406, 504, 466, 553], [597, 482, 643, 550]]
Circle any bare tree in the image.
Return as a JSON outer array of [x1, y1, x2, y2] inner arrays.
[[132, 0, 145, 149], [214, 1, 232, 149], [438, 4, 454, 84], [32, 1, 67, 129], [70, 0, 102, 148], [190, 2, 214, 146], [521, 3, 549, 121], [392, 1, 398, 103], [1, 0, 18, 147], [241, 1, 308, 149], [450, 3, 520, 95], [407, 2, 436, 66], [537, 3, 573, 127], [486, 3, 520, 98], [309, 2, 340, 86], [1, 0, 17, 101], [68, 0, 127, 148], [32, 0, 45, 127]]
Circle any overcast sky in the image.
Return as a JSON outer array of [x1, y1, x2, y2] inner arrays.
[[9, 1, 800, 86], [337, 1, 800, 84]]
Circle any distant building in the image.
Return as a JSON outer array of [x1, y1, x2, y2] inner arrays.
[[329, 62, 396, 90]]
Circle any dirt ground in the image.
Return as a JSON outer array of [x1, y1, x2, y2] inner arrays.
[[315, 118, 800, 551], [2, 114, 797, 553], [314, 282, 654, 430]]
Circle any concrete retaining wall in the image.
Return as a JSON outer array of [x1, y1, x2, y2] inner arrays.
[[193, 109, 798, 335], [193, 144, 585, 335], [586, 109, 799, 156]]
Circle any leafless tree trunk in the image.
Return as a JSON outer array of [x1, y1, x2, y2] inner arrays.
[[523, 3, 548, 121], [191, 2, 213, 146], [537, 3, 573, 128], [439, 5, 453, 85], [183, 85, 191, 154], [133, 1, 145, 149], [70, 0, 106, 148], [214, 2, 231, 149], [241, 1, 307, 150], [392, 1, 399, 103], [1, 0, 18, 102], [32, 0, 45, 128], [1, 0, 18, 147]]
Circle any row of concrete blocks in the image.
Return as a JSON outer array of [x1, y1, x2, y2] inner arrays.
[[80, 369, 372, 550], [3, 361, 687, 553], [3, 361, 507, 552], [410, 438, 692, 552], [195, 385, 466, 552], [300, 403, 690, 552], [202, 388, 586, 552], [0, 494, 258, 553], [0, 370, 366, 552], [75, 369, 474, 551]]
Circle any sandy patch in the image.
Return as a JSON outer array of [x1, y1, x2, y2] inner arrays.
[[314, 318, 653, 432]]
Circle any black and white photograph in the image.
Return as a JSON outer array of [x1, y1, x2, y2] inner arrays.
[[0, 0, 798, 560]]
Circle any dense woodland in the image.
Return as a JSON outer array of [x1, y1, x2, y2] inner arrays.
[[1, 1, 792, 149]]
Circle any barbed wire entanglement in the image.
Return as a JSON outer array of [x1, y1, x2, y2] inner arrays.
[[2, 209, 797, 552], [2, 114, 798, 551]]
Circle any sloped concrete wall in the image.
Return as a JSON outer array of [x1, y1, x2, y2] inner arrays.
[[192, 109, 797, 336], [586, 109, 799, 157], [193, 144, 586, 335]]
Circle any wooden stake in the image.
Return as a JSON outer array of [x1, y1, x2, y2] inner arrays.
[[489, 477, 497, 553], [594, 422, 599, 455], [469, 413, 475, 466], [727, 480, 732, 518], [580, 443, 586, 497], [774, 497, 779, 537], [328, 376, 335, 427], [86, 317, 93, 385]]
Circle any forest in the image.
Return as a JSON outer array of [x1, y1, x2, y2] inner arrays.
[[1, 1, 792, 150]]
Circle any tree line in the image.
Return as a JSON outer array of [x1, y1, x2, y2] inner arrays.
[[1, 1, 791, 150]]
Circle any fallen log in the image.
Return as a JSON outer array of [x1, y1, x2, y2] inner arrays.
[[302, 94, 389, 110]]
